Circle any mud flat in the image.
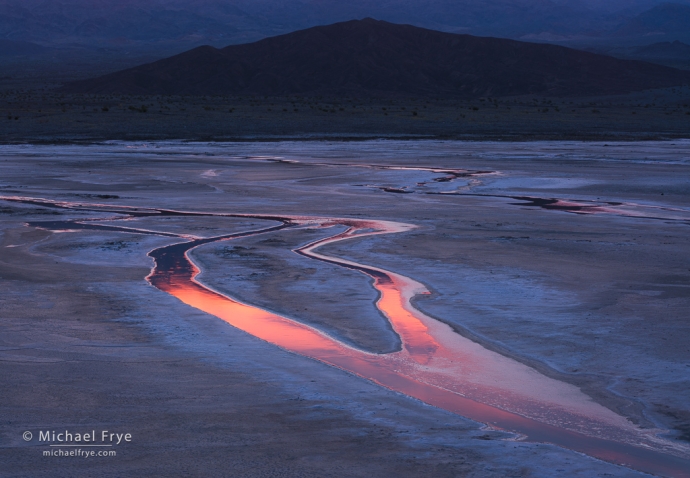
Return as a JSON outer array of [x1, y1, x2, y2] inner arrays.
[[1, 140, 689, 477]]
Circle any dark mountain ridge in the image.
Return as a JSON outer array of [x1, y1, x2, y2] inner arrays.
[[63, 19, 690, 98]]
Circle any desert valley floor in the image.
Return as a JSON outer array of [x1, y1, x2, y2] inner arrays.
[[1, 140, 689, 477]]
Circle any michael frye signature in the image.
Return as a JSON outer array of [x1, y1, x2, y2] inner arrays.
[[23, 430, 131, 458]]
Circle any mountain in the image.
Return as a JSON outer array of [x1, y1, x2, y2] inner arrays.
[[613, 3, 690, 43], [0, 39, 49, 57], [0, 0, 264, 49], [62, 19, 690, 98], [2, 0, 690, 62], [630, 39, 690, 57], [597, 40, 690, 70], [4, 0, 689, 50], [231, 0, 601, 38]]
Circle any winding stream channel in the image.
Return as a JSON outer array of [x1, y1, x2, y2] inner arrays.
[[4, 194, 690, 477]]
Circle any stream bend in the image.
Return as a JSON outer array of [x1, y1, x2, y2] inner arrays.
[[3, 195, 690, 478]]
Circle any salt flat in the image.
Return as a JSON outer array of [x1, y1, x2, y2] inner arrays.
[[1, 140, 688, 477]]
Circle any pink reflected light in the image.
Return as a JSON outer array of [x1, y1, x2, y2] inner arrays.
[[148, 215, 690, 478], [3, 195, 689, 477]]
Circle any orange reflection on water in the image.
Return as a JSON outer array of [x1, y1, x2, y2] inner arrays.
[[161, 278, 359, 359], [377, 279, 438, 363], [296, 225, 439, 364], [143, 216, 690, 478], [5, 194, 690, 477]]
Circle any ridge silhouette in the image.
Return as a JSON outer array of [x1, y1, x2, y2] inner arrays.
[[64, 18, 690, 97]]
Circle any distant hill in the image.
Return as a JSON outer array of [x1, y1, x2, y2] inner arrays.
[[0, 0, 617, 48], [613, 3, 690, 43], [63, 19, 690, 98], [629, 40, 690, 58], [1, 0, 690, 58], [0, 39, 49, 57], [597, 40, 690, 70]]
